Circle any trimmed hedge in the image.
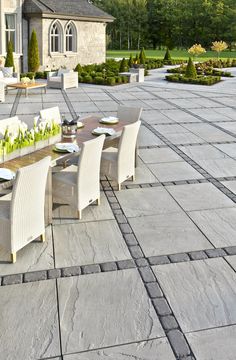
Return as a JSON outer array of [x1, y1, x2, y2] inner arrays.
[[166, 74, 221, 85]]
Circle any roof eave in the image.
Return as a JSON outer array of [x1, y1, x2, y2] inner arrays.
[[24, 12, 114, 22]]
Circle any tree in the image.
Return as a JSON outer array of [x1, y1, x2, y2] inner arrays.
[[28, 29, 40, 72], [128, 54, 134, 67], [211, 40, 228, 59], [119, 57, 128, 72], [139, 47, 146, 64], [5, 41, 15, 70], [185, 57, 197, 78], [188, 44, 206, 58], [164, 47, 171, 61]]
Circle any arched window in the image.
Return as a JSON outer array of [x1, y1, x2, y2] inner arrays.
[[65, 22, 77, 52], [50, 21, 62, 53]]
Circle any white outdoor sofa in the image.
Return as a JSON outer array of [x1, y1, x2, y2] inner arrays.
[[47, 69, 78, 90]]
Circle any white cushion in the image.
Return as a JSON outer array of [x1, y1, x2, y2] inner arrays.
[[2, 67, 13, 78], [49, 76, 61, 82], [0, 71, 4, 79], [57, 68, 70, 76], [0, 77, 17, 85]]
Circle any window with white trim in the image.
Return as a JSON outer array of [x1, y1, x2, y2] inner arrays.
[[65, 22, 76, 52], [5, 14, 16, 52], [50, 22, 61, 52]]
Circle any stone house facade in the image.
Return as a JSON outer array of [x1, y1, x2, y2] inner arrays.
[[0, 0, 113, 72]]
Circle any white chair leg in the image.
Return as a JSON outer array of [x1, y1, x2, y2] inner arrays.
[[131, 174, 135, 181], [96, 198, 100, 206], [78, 210, 82, 220], [40, 233, 46, 242], [11, 252, 16, 263], [118, 183, 121, 191]]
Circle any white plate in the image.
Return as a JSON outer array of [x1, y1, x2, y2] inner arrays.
[[55, 143, 80, 153], [0, 168, 15, 181], [77, 122, 84, 129], [92, 127, 116, 136], [100, 116, 119, 124]]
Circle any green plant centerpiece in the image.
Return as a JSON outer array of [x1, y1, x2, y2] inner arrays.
[[0, 118, 61, 163]]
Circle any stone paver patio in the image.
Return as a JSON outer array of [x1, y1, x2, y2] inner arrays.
[[1, 68, 236, 359]]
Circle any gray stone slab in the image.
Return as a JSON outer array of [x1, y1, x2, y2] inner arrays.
[[164, 132, 205, 145], [189, 208, 236, 248], [186, 325, 236, 360], [63, 338, 175, 360], [153, 124, 189, 135], [58, 269, 164, 354], [115, 187, 182, 218], [71, 101, 99, 113], [225, 255, 236, 271], [43, 102, 69, 113], [0, 226, 54, 276], [94, 101, 118, 112], [0, 280, 60, 359], [16, 102, 43, 115], [88, 92, 112, 101], [153, 258, 236, 332], [182, 123, 235, 142], [139, 148, 182, 164], [53, 192, 114, 224], [138, 126, 164, 146], [141, 110, 175, 125], [130, 212, 212, 257], [54, 219, 130, 268], [197, 158, 236, 178], [161, 109, 201, 123], [215, 143, 236, 158], [189, 108, 232, 122], [215, 107, 236, 120], [144, 99, 176, 110], [179, 144, 227, 161], [121, 159, 158, 185], [221, 180, 236, 194], [167, 183, 235, 211], [148, 161, 203, 182]]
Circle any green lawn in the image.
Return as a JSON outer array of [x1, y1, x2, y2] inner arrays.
[[106, 49, 236, 61]]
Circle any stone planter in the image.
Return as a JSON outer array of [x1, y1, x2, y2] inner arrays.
[[3, 149, 21, 163], [129, 68, 145, 82], [0, 132, 62, 163], [48, 133, 62, 146]]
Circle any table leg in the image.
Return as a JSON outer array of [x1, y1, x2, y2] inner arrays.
[[45, 167, 52, 226], [25, 89, 28, 97]]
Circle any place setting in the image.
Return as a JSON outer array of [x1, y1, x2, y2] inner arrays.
[[0, 168, 16, 182], [53, 143, 80, 153]]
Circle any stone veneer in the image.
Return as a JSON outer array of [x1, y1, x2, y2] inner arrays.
[[0, 0, 23, 73], [24, 17, 106, 72]]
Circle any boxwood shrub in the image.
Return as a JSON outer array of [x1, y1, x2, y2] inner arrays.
[[166, 74, 221, 85]]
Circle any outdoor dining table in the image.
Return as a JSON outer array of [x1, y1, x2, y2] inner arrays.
[[0, 115, 131, 225]]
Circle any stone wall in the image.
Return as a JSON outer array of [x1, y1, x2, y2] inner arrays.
[[0, 0, 23, 72], [34, 18, 106, 71]]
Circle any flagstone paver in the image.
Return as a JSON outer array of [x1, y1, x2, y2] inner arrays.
[[1, 68, 236, 360]]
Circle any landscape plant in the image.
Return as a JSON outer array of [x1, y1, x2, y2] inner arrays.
[[211, 41, 228, 59], [5, 41, 15, 70], [188, 44, 206, 58], [139, 48, 146, 64], [28, 29, 40, 72], [185, 57, 197, 78]]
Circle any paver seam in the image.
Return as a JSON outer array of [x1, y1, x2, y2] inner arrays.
[[139, 85, 236, 140], [101, 180, 195, 360], [61, 90, 77, 120], [10, 89, 21, 117], [141, 120, 236, 204], [1, 244, 236, 287]]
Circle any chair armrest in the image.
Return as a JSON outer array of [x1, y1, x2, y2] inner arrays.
[[47, 71, 57, 80], [13, 72, 20, 81]]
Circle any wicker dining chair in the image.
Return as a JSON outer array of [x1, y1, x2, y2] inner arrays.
[[0, 156, 51, 263], [40, 106, 61, 124], [100, 120, 141, 190], [52, 135, 105, 219]]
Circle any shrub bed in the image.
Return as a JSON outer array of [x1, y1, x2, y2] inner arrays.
[[167, 63, 233, 77], [166, 74, 221, 85]]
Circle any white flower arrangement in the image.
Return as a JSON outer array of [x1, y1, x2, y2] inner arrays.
[[21, 77, 31, 84], [0, 118, 61, 156]]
